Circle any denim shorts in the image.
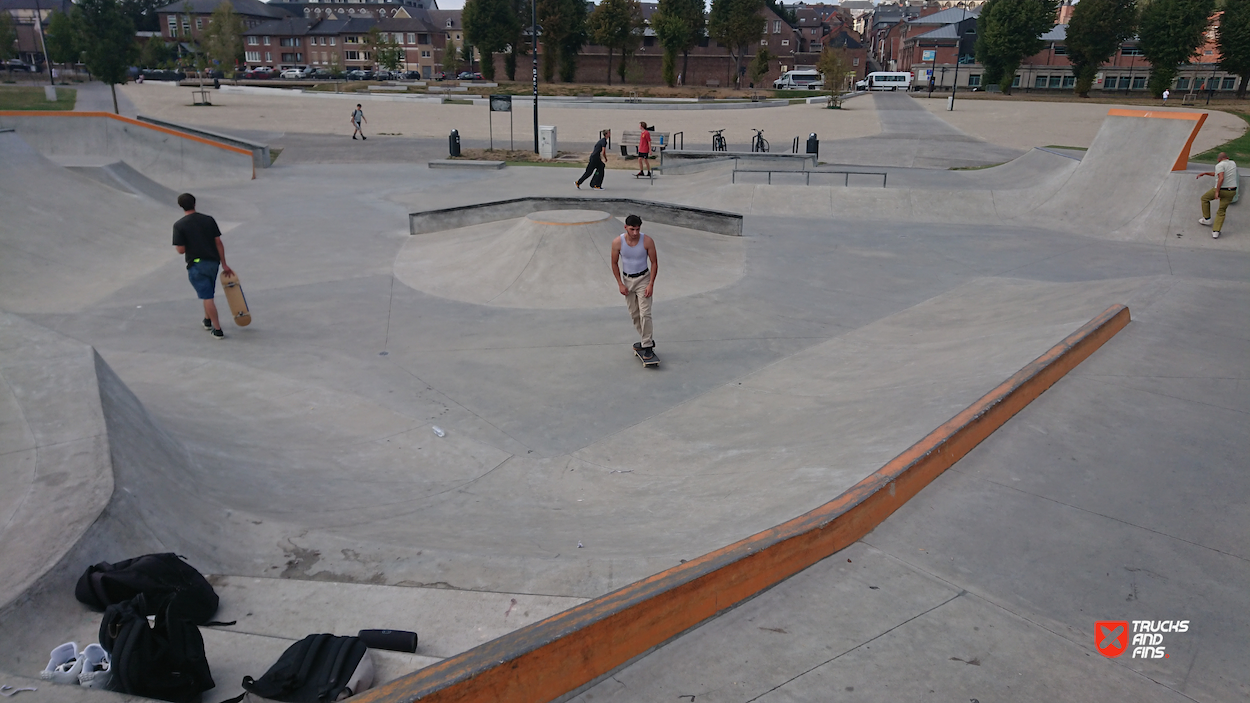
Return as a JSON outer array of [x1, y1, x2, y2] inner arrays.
[[187, 259, 219, 300]]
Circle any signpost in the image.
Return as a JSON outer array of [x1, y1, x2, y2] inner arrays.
[[489, 94, 513, 151], [532, 2, 539, 154]]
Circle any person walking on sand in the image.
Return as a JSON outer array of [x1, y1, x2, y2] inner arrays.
[[610, 214, 658, 361], [1197, 152, 1239, 239], [172, 193, 234, 339], [636, 122, 652, 178], [576, 129, 609, 190], [350, 104, 367, 139]]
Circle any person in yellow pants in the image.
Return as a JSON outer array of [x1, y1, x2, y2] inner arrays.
[[1197, 152, 1239, 239]]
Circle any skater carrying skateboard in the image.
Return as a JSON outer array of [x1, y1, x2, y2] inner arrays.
[[636, 122, 652, 178], [173, 193, 234, 339], [351, 104, 367, 140], [610, 214, 658, 363], [576, 129, 609, 190]]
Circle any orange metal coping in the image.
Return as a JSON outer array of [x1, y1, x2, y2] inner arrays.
[[0, 110, 255, 157], [355, 304, 1132, 703], [1105, 108, 1209, 171]]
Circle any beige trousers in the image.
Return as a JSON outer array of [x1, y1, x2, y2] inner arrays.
[[622, 271, 653, 348], [1201, 187, 1236, 232]]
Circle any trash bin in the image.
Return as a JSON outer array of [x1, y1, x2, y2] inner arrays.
[[449, 129, 461, 157], [806, 132, 818, 156]]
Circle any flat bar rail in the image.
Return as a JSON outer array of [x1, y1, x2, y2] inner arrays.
[[731, 169, 889, 186]]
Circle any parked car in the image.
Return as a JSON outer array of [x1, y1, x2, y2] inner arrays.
[[280, 67, 308, 79], [307, 68, 332, 80], [345, 69, 373, 81], [403, 70, 422, 80], [140, 68, 186, 81], [457, 71, 483, 80], [5, 59, 39, 72], [433, 71, 446, 81], [243, 67, 276, 79]]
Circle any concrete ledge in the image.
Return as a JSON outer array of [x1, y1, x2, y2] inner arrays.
[[136, 115, 271, 168], [409, 197, 743, 236], [661, 150, 817, 170], [428, 159, 506, 170], [353, 304, 1131, 703]]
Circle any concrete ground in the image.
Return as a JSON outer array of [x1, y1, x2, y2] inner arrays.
[[0, 89, 1245, 703]]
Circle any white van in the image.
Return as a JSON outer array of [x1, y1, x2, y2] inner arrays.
[[773, 70, 824, 90], [856, 71, 913, 91]]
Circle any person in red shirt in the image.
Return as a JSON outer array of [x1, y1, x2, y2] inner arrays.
[[636, 122, 652, 178]]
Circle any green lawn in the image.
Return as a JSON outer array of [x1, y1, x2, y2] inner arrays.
[[0, 86, 77, 110], [1192, 110, 1250, 164]]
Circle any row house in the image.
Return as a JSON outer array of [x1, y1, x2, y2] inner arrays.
[[0, 0, 72, 67], [373, 17, 450, 79], [155, 0, 289, 41]]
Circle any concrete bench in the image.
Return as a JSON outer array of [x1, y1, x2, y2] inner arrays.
[[619, 129, 671, 158], [368, 85, 408, 92], [706, 79, 720, 88]]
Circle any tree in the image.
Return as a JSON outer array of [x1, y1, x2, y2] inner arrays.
[[45, 11, 83, 70], [367, 28, 403, 74], [464, 0, 520, 81], [589, 0, 643, 84], [1065, 0, 1137, 97], [816, 45, 851, 92], [138, 37, 176, 69], [1217, 0, 1250, 99], [1138, 0, 1214, 97], [119, 0, 163, 32], [504, 0, 530, 81], [746, 45, 772, 86], [444, 36, 462, 75], [974, 0, 1058, 94], [537, 0, 586, 82], [74, 0, 138, 113], [0, 12, 16, 65], [709, 0, 765, 88], [201, 3, 245, 78], [652, 0, 704, 86]]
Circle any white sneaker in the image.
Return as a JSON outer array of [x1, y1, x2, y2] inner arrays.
[[1212, 231, 1220, 239], [77, 644, 112, 689], [40, 642, 81, 684], [1198, 217, 1213, 226]]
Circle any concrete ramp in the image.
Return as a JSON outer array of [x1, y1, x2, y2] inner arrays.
[[58, 158, 180, 205], [0, 131, 175, 313]]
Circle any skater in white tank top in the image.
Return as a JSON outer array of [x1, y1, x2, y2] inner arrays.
[[610, 214, 659, 361]]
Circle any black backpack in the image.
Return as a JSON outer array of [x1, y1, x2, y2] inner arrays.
[[100, 593, 216, 703], [227, 634, 372, 703], [76, 553, 221, 625]]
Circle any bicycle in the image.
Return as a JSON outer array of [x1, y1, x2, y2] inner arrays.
[[709, 129, 727, 152], [751, 128, 769, 153]]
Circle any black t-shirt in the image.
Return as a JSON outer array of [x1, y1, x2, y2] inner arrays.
[[172, 212, 223, 268], [591, 137, 608, 161]]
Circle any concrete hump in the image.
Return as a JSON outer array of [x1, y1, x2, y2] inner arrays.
[[394, 210, 745, 309]]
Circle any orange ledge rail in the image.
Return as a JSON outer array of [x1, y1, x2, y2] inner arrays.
[[356, 303, 1132, 703]]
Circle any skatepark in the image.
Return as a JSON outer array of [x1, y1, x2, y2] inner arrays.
[[0, 87, 1247, 703]]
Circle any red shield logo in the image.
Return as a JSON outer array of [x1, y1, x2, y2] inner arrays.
[[1095, 621, 1129, 657]]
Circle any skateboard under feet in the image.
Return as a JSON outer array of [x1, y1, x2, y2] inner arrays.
[[220, 271, 252, 327], [633, 342, 659, 368]]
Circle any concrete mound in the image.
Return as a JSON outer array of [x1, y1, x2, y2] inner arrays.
[[394, 209, 745, 309]]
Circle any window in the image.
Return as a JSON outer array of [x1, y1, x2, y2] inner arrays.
[[265, 51, 271, 61], [406, 33, 415, 43], [264, 36, 271, 45], [168, 16, 177, 35], [330, 37, 336, 46], [853, 58, 859, 66], [1222, 77, 1237, 90], [280, 38, 300, 47], [446, 19, 452, 27], [1035, 75, 1047, 89], [1132, 77, 1146, 90], [1176, 77, 1190, 90], [195, 18, 202, 30], [345, 50, 360, 60], [1062, 75, 1074, 88], [245, 51, 260, 62], [811, 29, 817, 35], [421, 50, 431, 58], [418, 33, 429, 43], [966, 73, 981, 86], [182, 17, 190, 33], [1052, 44, 1066, 55], [1011, 75, 1020, 87], [247, 36, 259, 45], [345, 36, 358, 44], [281, 52, 302, 62], [1121, 46, 1143, 56]]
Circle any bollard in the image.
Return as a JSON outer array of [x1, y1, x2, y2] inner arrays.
[[806, 132, 819, 157], [449, 129, 461, 157]]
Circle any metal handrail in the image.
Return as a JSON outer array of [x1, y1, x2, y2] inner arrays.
[[731, 169, 888, 186], [671, 131, 683, 150]]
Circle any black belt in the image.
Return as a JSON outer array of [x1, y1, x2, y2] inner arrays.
[[1221, 187, 1237, 191], [623, 268, 649, 278]]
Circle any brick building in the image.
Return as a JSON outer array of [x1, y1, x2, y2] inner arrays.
[[0, 0, 73, 68]]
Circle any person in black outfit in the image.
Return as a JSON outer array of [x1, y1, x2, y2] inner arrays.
[[172, 193, 234, 339], [576, 129, 610, 190]]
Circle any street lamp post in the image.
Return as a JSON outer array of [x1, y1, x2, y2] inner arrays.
[[532, 0, 538, 154], [1206, 61, 1218, 106], [33, 0, 53, 87]]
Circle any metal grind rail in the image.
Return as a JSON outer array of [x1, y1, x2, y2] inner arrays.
[[730, 169, 889, 186]]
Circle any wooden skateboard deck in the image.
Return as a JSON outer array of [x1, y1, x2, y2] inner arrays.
[[634, 345, 659, 368], [220, 271, 251, 327]]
